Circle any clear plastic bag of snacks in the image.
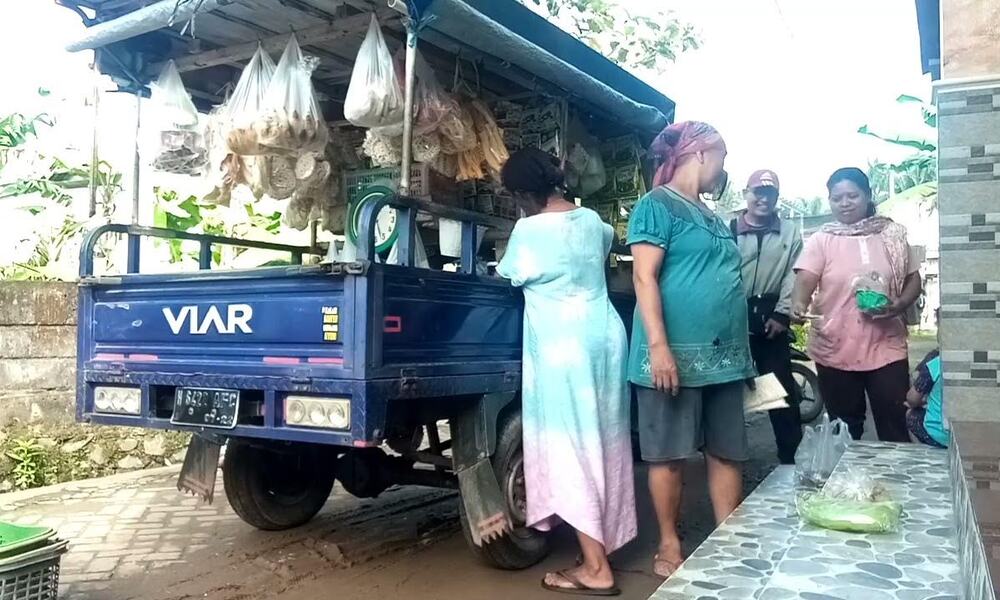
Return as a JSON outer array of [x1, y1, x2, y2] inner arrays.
[[344, 15, 404, 129], [149, 60, 208, 175], [253, 35, 328, 153]]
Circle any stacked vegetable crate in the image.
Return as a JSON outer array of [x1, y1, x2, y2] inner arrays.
[[0, 523, 68, 600]]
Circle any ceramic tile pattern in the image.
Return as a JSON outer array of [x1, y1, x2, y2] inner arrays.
[[937, 80, 1000, 423], [951, 421, 1000, 600], [649, 442, 960, 600]]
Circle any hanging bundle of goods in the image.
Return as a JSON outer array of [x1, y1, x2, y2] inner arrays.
[[252, 35, 328, 154], [205, 35, 341, 232], [205, 44, 275, 205], [344, 15, 404, 130], [150, 60, 209, 176], [344, 15, 508, 187]]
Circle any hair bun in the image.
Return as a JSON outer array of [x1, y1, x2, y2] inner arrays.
[[661, 128, 683, 147]]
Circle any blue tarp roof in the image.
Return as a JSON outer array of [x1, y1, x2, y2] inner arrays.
[[914, 0, 941, 80]]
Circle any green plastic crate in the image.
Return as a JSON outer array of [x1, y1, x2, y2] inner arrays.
[[0, 539, 67, 600]]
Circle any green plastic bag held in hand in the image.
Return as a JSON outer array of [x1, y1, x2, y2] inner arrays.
[[856, 289, 891, 312], [852, 271, 891, 313]]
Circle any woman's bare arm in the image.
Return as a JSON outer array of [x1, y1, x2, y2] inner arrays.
[[632, 243, 678, 393], [791, 270, 820, 321], [632, 244, 668, 348]]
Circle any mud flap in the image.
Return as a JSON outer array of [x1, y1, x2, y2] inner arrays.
[[177, 433, 224, 503], [452, 393, 515, 546], [457, 460, 511, 546]]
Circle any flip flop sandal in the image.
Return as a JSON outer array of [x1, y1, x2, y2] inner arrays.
[[541, 570, 621, 596], [653, 555, 682, 579]]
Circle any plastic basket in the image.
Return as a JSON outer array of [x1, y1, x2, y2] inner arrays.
[[343, 164, 430, 205], [0, 539, 67, 600]]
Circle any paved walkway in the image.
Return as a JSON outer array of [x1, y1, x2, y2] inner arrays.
[[1, 468, 454, 599]]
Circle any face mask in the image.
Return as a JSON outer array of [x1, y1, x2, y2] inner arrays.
[[705, 169, 729, 203]]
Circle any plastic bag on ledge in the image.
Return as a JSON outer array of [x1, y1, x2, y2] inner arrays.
[[386, 227, 429, 269], [225, 44, 276, 155], [797, 468, 901, 534], [149, 60, 208, 175], [254, 35, 328, 153], [344, 15, 404, 129], [794, 413, 852, 487]]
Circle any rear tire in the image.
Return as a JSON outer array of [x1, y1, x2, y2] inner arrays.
[[793, 362, 824, 423], [223, 440, 335, 531], [460, 409, 550, 570]]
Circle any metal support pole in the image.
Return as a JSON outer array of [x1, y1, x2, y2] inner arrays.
[[88, 66, 100, 218], [399, 24, 418, 195], [127, 94, 142, 274]]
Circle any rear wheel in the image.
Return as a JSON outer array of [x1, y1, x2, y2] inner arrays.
[[223, 440, 336, 531], [461, 409, 550, 569], [793, 362, 823, 423]]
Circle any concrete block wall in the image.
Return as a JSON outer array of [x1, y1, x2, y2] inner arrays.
[[0, 282, 78, 424], [937, 82, 1000, 422]]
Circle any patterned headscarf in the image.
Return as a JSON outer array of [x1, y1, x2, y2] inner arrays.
[[651, 121, 726, 187], [821, 215, 910, 297]]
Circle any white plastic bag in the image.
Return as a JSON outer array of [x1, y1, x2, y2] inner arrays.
[[225, 44, 276, 155], [253, 35, 328, 153], [794, 413, 852, 486], [386, 227, 430, 269], [150, 60, 208, 175], [344, 15, 404, 129]]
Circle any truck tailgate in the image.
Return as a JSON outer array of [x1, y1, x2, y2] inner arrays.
[[81, 268, 349, 372]]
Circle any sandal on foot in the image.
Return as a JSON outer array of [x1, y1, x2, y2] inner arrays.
[[653, 555, 682, 578], [541, 570, 621, 596]]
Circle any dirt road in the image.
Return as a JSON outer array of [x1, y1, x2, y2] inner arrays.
[[4, 416, 779, 600]]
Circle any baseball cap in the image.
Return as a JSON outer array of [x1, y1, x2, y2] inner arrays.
[[746, 169, 780, 193]]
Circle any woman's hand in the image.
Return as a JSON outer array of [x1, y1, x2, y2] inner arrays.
[[867, 299, 905, 320], [649, 342, 680, 396]]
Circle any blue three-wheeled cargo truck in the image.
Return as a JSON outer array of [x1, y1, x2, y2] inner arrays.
[[66, 0, 674, 569]]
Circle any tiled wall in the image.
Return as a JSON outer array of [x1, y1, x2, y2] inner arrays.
[[937, 81, 1000, 422], [950, 422, 999, 599]]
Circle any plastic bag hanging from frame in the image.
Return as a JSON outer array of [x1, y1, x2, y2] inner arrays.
[[253, 34, 328, 153], [225, 44, 277, 155], [150, 60, 208, 175], [344, 15, 404, 129]]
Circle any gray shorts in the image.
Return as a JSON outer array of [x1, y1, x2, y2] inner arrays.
[[636, 381, 749, 462]]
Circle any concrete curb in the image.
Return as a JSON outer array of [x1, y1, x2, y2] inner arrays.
[[0, 464, 181, 507]]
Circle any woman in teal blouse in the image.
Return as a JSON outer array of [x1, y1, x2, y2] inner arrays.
[[627, 121, 754, 578]]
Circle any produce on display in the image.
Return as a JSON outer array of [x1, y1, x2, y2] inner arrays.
[[149, 60, 208, 176], [469, 99, 509, 179], [344, 15, 404, 129], [797, 468, 902, 534]]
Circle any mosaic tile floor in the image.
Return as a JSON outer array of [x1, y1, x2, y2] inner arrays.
[[650, 442, 960, 600]]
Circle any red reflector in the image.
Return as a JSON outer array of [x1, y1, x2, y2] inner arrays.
[[353, 440, 379, 448], [263, 356, 301, 365], [127, 354, 159, 361], [383, 316, 402, 333], [307, 357, 344, 365], [94, 353, 126, 361]]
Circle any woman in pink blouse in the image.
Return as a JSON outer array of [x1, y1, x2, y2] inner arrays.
[[792, 168, 921, 442]]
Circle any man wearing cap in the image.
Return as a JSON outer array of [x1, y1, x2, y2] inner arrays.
[[730, 170, 804, 464]]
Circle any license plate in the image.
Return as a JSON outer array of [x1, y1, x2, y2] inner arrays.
[[171, 388, 240, 429]]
